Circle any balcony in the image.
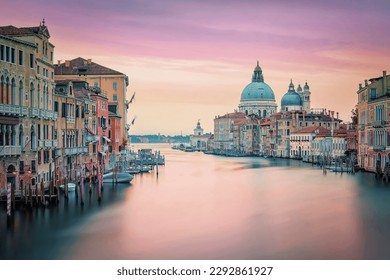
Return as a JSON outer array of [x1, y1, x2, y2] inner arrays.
[[86, 135, 100, 142], [63, 147, 78, 156], [373, 145, 386, 151], [52, 140, 58, 147], [359, 123, 365, 130], [373, 120, 385, 128], [38, 140, 45, 148], [55, 148, 62, 157], [44, 140, 52, 147], [0, 104, 29, 117], [0, 145, 22, 157], [103, 145, 109, 152], [53, 112, 58, 120], [31, 108, 40, 118], [66, 116, 75, 123]]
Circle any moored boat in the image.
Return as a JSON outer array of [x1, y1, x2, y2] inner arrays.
[[103, 172, 134, 183], [59, 183, 76, 192]]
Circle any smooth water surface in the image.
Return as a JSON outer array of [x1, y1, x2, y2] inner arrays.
[[1, 144, 390, 259]]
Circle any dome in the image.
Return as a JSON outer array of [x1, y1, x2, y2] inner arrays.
[[241, 82, 275, 101], [303, 81, 310, 91], [281, 80, 302, 107], [240, 61, 275, 101]]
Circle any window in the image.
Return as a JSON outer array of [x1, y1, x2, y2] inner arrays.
[[6, 46, 10, 62], [18, 50, 23, 65], [37, 65, 40, 74], [370, 88, 377, 99], [30, 54, 34, 68], [0, 45, 4, 60], [113, 82, 118, 90], [113, 94, 118, 101], [50, 51, 53, 61], [54, 101, 59, 112], [11, 48, 15, 63]]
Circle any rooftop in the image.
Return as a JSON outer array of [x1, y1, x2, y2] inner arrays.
[[55, 57, 124, 76]]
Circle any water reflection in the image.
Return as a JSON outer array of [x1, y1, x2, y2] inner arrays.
[[1, 144, 390, 259]]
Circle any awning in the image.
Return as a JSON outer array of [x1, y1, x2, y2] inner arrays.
[[102, 136, 111, 143], [98, 151, 106, 156]]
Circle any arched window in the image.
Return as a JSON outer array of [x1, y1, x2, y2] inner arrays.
[[0, 125, 4, 146], [30, 82, 35, 107], [31, 125, 36, 150], [37, 83, 40, 109], [19, 125, 24, 147], [19, 80, 23, 106], [245, 110, 248, 115], [0, 76, 4, 102], [263, 110, 266, 118], [11, 126, 16, 145], [5, 77, 10, 104], [11, 78, 16, 105], [44, 85, 48, 109]]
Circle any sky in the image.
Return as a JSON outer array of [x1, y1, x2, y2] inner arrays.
[[2, 0, 390, 135]]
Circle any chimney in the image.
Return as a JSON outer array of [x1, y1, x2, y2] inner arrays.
[[383, 70, 387, 95], [359, 83, 362, 90], [364, 80, 368, 86], [88, 59, 92, 65], [65, 60, 70, 67], [57, 60, 61, 67], [336, 112, 339, 119]]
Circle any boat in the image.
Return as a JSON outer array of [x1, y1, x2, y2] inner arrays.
[[184, 147, 194, 152], [59, 183, 76, 192], [137, 165, 151, 173], [103, 172, 134, 183], [127, 167, 141, 174]]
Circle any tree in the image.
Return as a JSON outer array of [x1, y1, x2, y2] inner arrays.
[[351, 105, 358, 125]]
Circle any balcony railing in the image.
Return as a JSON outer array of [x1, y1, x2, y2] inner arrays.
[[55, 148, 62, 157], [66, 116, 75, 123], [44, 140, 52, 147], [359, 123, 365, 130], [373, 145, 386, 151], [31, 108, 40, 118], [38, 140, 45, 148], [86, 135, 100, 142], [0, 145, 22, 156], [52, 140, 58, 147], [373, 120, 385, 128], [103, 145, 109, 152], [63, 146, 89, 156], [0, 104, 29, 117]]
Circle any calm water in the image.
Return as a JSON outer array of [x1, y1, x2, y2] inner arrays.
[[1, 143, 390, 260]]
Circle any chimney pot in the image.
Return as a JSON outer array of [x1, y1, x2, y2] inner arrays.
[[65, 60, 70, 67], [364, 80, 368, 86], [57, 60, 61, 67]]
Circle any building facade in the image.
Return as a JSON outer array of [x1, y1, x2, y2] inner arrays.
[[0, 22, 57, 193], [357, 71, 390, 172]]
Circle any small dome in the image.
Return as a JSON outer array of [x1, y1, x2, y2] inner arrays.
[[297, 83, 302, 92], [304, 81, 310, 91], [281, 80, 302, 107]]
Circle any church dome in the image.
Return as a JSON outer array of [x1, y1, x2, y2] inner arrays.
[[281, 80, 302, 107], [240, 61, 275, 101]]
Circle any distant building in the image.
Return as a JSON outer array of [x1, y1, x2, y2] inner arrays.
[[190, 120, 210, 151], [213, 112, 247, 151], [290, 126, 330, 160]]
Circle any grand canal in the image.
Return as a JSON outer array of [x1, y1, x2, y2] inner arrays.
[[1, 143, 390, 259]]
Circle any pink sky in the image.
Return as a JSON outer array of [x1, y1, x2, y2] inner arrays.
[[2, 0, 390, 135]]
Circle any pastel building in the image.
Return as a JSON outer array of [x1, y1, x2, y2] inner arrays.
[[0, 22, 57, 192]]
